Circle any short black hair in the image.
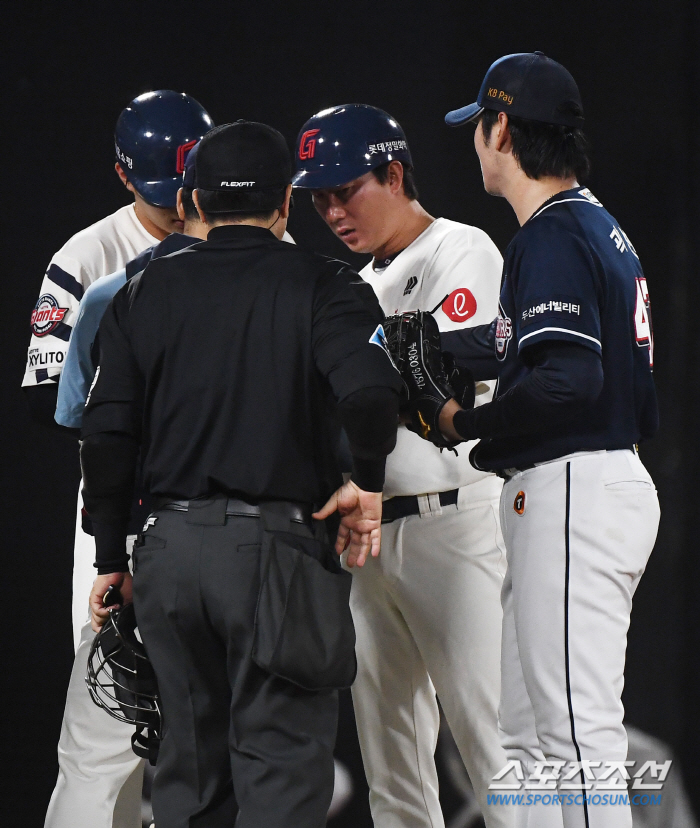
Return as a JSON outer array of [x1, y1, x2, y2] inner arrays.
[[181, 186, 198, 222], [481, 107, 590, 182], [196, 186, 287, 223], [372, 161, 419, 200]]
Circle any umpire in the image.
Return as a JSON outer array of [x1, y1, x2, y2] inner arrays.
[[80, 121, 403, 828]]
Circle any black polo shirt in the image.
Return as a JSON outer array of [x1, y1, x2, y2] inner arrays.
[[82, 225, 402, 508]]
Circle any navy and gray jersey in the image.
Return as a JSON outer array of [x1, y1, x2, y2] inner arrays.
[[453, 187, 658, 471], [55, 233, 197, 429]]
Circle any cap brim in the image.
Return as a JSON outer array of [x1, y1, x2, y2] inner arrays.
[[127, 175, 182, 208], [444, 103, 484, 127]]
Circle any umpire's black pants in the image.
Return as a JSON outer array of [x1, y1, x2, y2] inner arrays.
[[131, 508, 338, 828]]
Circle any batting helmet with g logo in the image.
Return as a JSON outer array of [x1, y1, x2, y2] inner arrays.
[[292, 104, 413, 190], [115, 90, 214, 208]]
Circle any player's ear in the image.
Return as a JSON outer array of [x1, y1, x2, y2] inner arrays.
[[115, 162, 137, 196], [115, 162, 129, 186], [176, 189, 186, 222], [495, 113, 511, 153], [387, 160, 404, 196]]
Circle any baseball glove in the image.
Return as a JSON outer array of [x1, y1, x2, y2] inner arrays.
[[384, 311, 473, 449]]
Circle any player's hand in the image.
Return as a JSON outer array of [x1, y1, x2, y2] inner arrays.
[[313, 480, 383, 568], [90, 572, 133, 632]]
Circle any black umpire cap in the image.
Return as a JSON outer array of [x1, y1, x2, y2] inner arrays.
[[445, 52, 584, 128], [195, 121, 292, 195]]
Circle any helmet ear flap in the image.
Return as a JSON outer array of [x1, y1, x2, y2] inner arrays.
[[86, 603, 162, 765]]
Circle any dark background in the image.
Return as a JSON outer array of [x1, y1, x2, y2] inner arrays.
[[2, 1, 699, 823]]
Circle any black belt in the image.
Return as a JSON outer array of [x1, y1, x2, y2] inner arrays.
[[496, 446, 638, 481], [496, 464, 535, 481], [155, 497, 312, 525], [381, 489, 459, 524]]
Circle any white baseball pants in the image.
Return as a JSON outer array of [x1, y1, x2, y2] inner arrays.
[[45, 493, 143, 828], [499, 450, 660, 828], [350, 478, 514, 828]]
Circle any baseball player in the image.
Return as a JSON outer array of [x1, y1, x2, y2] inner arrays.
[[294, 104, 513, 828], [422, 53, 659, 828], [27, 90, 214, 828]]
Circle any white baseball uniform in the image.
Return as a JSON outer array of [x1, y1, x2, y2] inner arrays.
[[356, 217, 513, 828], [25, 204, 159, 828], [461, 188, 661, 828]]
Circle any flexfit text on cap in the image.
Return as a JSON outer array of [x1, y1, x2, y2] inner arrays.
[[445, 52, 584, 128], [195, 122, 292, 193]]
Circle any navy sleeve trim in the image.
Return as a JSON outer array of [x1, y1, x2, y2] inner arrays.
[[35, 368, 60, 384], [49, 320, 72, 342], [46, 263, 84, 301]]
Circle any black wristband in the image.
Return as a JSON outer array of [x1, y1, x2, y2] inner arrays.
[[351, 455, 386, 493], [92, 521, 130, 574], [452, 407, 479, 441]]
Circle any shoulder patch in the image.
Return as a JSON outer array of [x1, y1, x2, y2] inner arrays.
[[442, 288, 477, 323], [31, 294, 69, 337]]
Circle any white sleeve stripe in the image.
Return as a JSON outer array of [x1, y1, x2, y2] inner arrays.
[[518, 326, 602, 348]]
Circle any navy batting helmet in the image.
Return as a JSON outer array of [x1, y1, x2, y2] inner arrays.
[[292, 104, 413, 190], [115, 90, 214, 208]]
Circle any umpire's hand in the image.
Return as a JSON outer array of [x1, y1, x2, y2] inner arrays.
[[90, 572, 133, 632], [313, 480, 382, 568]]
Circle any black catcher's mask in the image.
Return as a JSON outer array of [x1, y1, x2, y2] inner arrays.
[[86, 602, 162, 764]]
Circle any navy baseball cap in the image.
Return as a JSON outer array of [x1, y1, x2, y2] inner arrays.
[[445, 52, 584, 128]]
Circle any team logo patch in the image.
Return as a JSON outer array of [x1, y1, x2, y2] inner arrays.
[[369, 324, 397, 368], [514, 491, 526, 515], [442, 288, 477, 322], [31, 294, 68, 337], [299, 129, 321, 160], [495, 301, 513, 361]]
